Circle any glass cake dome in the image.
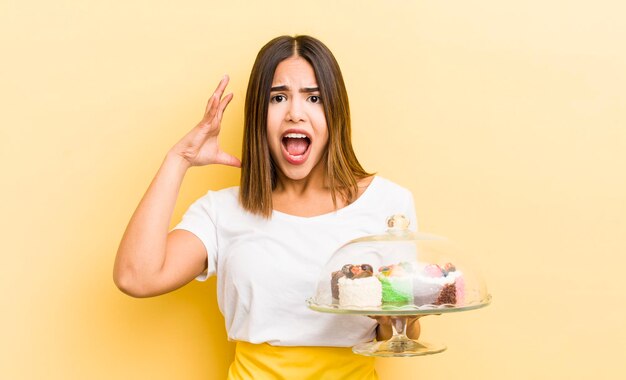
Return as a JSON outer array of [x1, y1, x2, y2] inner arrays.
[[306, 214, 491, 357]]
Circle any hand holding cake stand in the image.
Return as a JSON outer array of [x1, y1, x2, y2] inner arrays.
[[306, 215, 491, 357]]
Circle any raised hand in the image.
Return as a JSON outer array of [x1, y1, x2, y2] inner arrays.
[[170, 75, 241, 168]]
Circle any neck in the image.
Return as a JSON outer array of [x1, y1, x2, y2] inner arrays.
[[273, 165, 328, 196], [271, 163, 340, 217]]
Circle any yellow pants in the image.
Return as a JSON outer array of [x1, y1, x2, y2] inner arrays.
[[227, 341, 379, 380]]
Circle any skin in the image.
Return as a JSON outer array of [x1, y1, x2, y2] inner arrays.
[[113, 59, 419, 340], [113, 75, 237, 298], [371, 316, 421, 341]]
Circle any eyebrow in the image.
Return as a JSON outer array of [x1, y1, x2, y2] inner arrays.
[[270, 85, 320, 93]]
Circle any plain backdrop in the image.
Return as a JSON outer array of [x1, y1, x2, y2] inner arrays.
[[1, 1, 625, 379]]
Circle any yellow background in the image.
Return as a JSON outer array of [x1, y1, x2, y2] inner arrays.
[[2, 1, 625, 379]]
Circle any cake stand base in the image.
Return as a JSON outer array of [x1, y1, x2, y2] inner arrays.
[[353, 316, 446, 357], [353, 338, 446, 357]]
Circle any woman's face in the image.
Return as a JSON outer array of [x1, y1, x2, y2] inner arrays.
[[267, 56, 329, 183]]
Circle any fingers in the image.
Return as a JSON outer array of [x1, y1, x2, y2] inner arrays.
[[367, 315, 391, 323], [203, 94, 217, 116], [200, 92, 233, 136], [214, 74, 230, 96], [216, 151, 242, 168], [204, 75, 231, 120], [216, 92, 233, 120]]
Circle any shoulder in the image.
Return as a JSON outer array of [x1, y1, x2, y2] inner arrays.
[[352, 175, 414, 209], [190, 186, 240, 213], [211, 186, 240, 201], [368, 176, 412, 197], [362, 176, 415, 210], [345, 176, 417, 231], [366, 176, 417, 230], [196, 186, 239, 201]]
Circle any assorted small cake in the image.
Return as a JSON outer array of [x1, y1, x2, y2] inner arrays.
[[377, 262, 414, 305], [412, 263, 465, 306], [332, 264, 382, 307], [329, 261, 464, 308]]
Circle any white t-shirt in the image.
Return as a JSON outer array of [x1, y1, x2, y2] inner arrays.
[[173, 176, 417, 347]]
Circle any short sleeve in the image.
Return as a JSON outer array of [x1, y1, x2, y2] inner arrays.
[[172, 191, 218, 281]]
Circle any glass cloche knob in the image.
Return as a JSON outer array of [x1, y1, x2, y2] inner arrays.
[[386, 214, 410, 231]]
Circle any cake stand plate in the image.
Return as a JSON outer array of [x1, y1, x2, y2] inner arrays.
[[306, 296, 491, 357]]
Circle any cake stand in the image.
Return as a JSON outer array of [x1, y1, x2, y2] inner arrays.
[[307, 214, 491, 357], [306, 296, 491, 357]]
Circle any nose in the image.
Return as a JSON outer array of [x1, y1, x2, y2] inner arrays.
[[286, 97, 305, 123]]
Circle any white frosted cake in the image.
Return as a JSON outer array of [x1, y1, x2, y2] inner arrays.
[[331, 264, 382, 307], [338, 276, 382, 307]]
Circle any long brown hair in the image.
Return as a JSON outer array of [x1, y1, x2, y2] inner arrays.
[[240, 35, 371, 217]]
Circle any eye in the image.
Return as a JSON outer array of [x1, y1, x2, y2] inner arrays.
[[270, 94, 286, 103], [308, 95, 322, 104]]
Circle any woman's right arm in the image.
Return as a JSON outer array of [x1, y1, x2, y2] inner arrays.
[[113, 76, 239, 298]]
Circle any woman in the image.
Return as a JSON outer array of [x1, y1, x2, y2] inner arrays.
[[114, 35, 420, 379]]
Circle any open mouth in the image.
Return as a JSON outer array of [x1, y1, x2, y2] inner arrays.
[[281, 132, 311, 164]]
